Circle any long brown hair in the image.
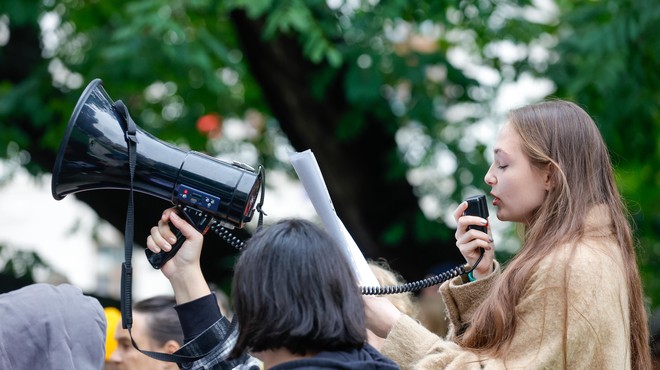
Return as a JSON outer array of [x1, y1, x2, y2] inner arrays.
[[457, 100, 650, 369]]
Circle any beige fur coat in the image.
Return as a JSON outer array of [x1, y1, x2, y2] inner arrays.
[[380, 207, 631, 369]]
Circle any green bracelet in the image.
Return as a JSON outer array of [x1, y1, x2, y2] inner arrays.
[[467, 270, 476, 282]]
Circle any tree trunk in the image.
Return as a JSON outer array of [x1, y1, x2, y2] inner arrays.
[[229, 10, 463, 283], [6, 8, 463, 289]]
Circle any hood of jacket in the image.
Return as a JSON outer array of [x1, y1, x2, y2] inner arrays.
[[0, 283, 106, 370]]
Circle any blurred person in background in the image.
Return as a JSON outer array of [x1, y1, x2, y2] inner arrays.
[[0, 283, 106, 369], [368, 259, 417, 317], [104, 306, 121, 370], [367, 259, 417, 349], [208, 282, 234, 320], [415, 264, 452, 338], [109, 295, 182, 370]]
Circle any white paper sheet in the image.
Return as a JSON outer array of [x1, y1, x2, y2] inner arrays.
[[289, 150, 380, 287]]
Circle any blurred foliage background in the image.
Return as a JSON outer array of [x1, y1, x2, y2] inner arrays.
[[0, 0, 659, 310]]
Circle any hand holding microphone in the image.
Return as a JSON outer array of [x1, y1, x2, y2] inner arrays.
[[454, 195, 494, 280]]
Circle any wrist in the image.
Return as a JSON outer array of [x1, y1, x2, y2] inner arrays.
[[169, 268, 211, 304], [472, 263, 494, 280], [377, 310, 401, 338]]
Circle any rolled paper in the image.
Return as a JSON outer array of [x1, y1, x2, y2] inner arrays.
[[289, 150, 380, 287]]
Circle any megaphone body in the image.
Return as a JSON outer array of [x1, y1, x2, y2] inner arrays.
[[52, 79, 262, 266]]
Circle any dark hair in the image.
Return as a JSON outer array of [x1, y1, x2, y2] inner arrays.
[[134, 295, 184, 347], [230, 219, 366, 357]]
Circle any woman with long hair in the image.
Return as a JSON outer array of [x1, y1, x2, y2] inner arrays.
[[365, 100, 651, 369]]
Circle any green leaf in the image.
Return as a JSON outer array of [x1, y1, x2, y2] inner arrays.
[[336, 110, 365, 140], [382, 222, 406, 245], [325, 47, 343, 68], [344, 63, 384, 106]]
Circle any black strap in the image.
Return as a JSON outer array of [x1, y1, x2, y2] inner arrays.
[[114, 100, 233, 364], [115, 100, 137, 331], [130, 316, 240, 364], [255, 165, 266, 229]]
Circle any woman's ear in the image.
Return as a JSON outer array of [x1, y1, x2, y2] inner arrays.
[[543, 164, 554, 191]]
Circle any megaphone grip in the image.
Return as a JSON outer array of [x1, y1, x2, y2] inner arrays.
[[145, 223, 186, 269], [145, 206, 213, 269]]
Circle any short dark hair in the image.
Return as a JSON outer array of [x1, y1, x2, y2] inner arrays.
[[230, 219, 366, 357], [134, 295, 183, 347]]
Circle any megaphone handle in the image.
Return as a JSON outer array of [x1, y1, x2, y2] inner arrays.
[[145, 206, 212, 269]]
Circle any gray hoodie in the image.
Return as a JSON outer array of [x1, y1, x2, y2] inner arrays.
[[0, 283, 107, 370]]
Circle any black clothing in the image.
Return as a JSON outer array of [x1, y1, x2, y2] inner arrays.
[[174, 294, 400, 370]]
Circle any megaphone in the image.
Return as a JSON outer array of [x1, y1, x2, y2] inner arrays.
[[52, 78, 263, 268]]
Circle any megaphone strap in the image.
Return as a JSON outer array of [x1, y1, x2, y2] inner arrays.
[[114, 99, 137, 331], [127, 316, 241, 364], [113, 99, 248, 363], [255, 165, 266, 229]]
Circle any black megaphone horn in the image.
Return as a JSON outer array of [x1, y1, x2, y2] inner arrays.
[[51, 78, 263, 268]]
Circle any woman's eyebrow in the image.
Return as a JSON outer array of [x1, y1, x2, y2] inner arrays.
[[493, 148, 511, 162]]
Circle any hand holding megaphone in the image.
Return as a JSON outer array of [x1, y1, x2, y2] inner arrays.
[[144, 205, 213, 269], [146, 207, 212, 303]]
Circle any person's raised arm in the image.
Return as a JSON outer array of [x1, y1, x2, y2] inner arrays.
[[145, 208, 211, 304], [363, 295, 403, 341]]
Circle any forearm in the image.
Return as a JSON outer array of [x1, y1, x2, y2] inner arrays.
[[441, 260, 500, 335], [380, 314, 445, 370], [169, 267, 211, 305]]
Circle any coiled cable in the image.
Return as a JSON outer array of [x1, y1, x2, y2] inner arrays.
[[360, 248, 485, 295]]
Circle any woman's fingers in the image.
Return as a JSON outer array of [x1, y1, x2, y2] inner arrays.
[[147, 224, 172, 253], [453, 201, 468, 223], [168, 210, 201, 243], [145, 207, 181, 253], [456, 229, 491, 249]]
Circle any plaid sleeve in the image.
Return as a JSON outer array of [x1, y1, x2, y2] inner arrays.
[[176, 316, 260, 370]]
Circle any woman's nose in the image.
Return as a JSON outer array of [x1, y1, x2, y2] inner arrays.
[[484, 170, 495, 186]]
